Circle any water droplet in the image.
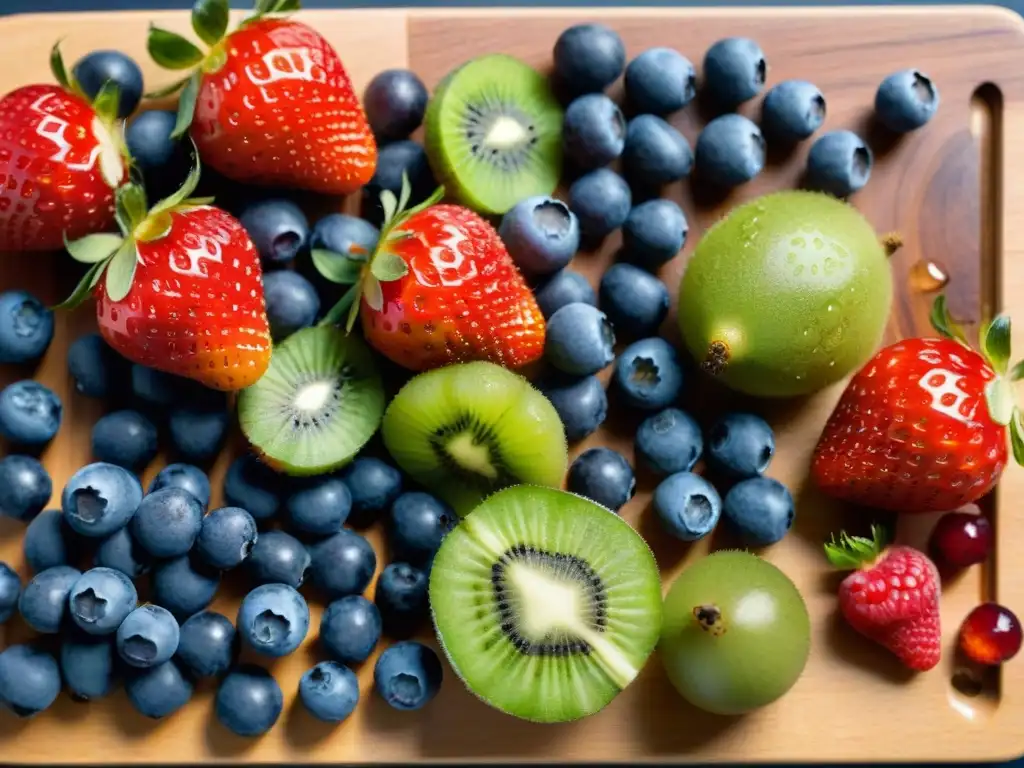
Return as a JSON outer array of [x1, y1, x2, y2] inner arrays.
[[910, 259, 949, 292], [828, 359, 836, 367], [791, 236, 807, 248], [826, 303, 836, 312]]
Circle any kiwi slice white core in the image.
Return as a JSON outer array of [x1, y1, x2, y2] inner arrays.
[[443, 431, 499, 480]]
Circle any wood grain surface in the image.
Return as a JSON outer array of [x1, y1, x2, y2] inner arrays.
[[1, 5, 1024, 763]]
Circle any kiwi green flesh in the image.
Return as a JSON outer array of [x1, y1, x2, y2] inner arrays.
[[237, 326, 386, 476], [429, 485, 663, 723], [424, 53, 564, 216]]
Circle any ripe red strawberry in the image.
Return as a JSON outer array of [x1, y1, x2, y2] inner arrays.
[[812, 294, 1023, 513], [825, 525, 942, 671], [146, 0, 375, 195], [0, 43, 129, 252]]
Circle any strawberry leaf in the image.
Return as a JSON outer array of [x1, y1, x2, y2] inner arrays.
[[1010, 360, 1024, 382], [311, 249, 363, 285], [370, 251, 408, 283], [192, 0, 230, 46], [319, 284, 360, 329], [104, 240, 139, 303], [150, 149, 202, 216], [53, 261, 107, 311], [170, 73, 201, 139], [929, 294, 969, 346], [91, 81, 122, 125], [145, 75, 192, 100], [985, 378, 1015, 426], [116, 184, 148, 233], [50, 39, 71, 89], [823, 525, 887, 570], [345, 280, 364, 333], [1011, 409, 1024, 466], [148, 26, 205, 70], [363, 275, 384, 313], [981, 314, 1011, 375], [380, 190, 399, 230], [397, 171, 412, 215], [252, 0, 301, 16], [65, 232, 124, 265]]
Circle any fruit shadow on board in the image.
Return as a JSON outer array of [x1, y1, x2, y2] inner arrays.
[[282, 693, 340, 750]]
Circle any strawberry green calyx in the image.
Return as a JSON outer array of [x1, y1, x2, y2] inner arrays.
[[823, 524, 889, 570]]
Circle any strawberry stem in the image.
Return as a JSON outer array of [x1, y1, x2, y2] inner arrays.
[[824, 524, 889, 570]]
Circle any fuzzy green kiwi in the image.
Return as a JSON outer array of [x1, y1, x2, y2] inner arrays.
[[429, 484, 663, 723], [381, 361, 567, 515], [237, 326, 385, 475], [424, 53, 564, 216]]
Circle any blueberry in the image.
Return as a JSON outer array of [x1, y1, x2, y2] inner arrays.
[[613, 337, 684, 411], [197, 506, 258, 571], [149, 463, 211, 508], [176, 611, 238, 678], [702, 37, 766, 109], [309, 529, 377, 598], [246, 530, 310, 588], [568, 168, 631, 240], [653, 472, 722, 542], [125, 660, 194, 719], [166, 406, 228, 465], [215, 665, 283, 737], [18, 565, 80, 633], [263, 270, 321, 340], [566, 448, 636, 512], [636, 408, 703, 476], [68, 566, 138, 635], [67, 333, 127, 399], [0, 645, 61, 717], [299, 661, 360, 723], [375, 563, 429, 637], [374, 641, 442, 711], [364, 68, 429, 141], [91, 410, 158, 472], [130, 488, 204, 560], [341, 457, 402, 526], [125, 110, 192, 199], [543, 374, 607, 442], [0, 290, 53, 363], [707, 412, 775, 479], [0, 380, 62, 447], [152, 555, 221, 620], [310, 213, 380, 259], [624, 47, 697, 115], [0, 562, 20, 623], [286, 477, 350, 537], [24, 509, 80, 573], [94, 526, 150, 579], [498, 196, 580, 278], [875, 69, 939, 133], [553, 23, 625, 97], [131, 364, 182, 408], [534, 269, 596, 319], [237, 583, 309, 658], [562, 94, 626, 170], [60, 635, 116, 701], [622, 115, 693, 187], [723, 476, 795, 546], [599, 263, 669, 338], [805, 130, 873, 197], [761, 80, 826, 143], [544, 303, 615, 376], [239, 199, 310, 267], [694, 114, 765, 188], [62, 461, 143, 538], [361, 140, 437, 227], [0, 455, 51, 521], [72, 50, 143, 118], [320, 595, 382, 664], [223, 455, 284, 522], [117, 604, 180, 668], [388, 492, 455, 567], [621, 199, 688, 271]]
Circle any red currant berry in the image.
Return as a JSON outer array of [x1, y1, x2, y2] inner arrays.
[[959, 603, 1022, 665], [929, 511, 993, 569]]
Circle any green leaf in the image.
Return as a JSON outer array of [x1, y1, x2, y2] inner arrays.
[[379, 190, 398, 229], [318, 284, 360, 328], [52, 261, 106, 311], [370, 251, 408, 283], [1010, 360, 1024, 381], [192, 0, 230, 45], [345, 278, 365, 333], [929, 294, 969, 346], [116, 183, 148, 232], [151, 146, 202, 215], [363, 275, 383, 313], [104, 241, 139, 303], [985, 378, 1015, 426], [397, 171, 412, 214], [1012, 409, 1024, 466], [823, 525, 887, 570], [65, 232, 124, 264], [982, 315, 1012, 375], [148, 26, 205, 70], [253, 0, 300, 15], [50, 39, 70, 89], [91, 81, 122, 123], [170, 72, 201, 139], [144, 75, 192, 100], [312, 249, 363, 285]]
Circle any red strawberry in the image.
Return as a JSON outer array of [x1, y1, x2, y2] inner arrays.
[[812, 294, 1023, 513], [825, 525, 942, 671], [314, 180, 545, 371], [146, 0, 375, 195], [0, 43, 129, 252]]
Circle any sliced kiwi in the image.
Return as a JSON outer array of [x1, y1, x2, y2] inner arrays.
[[381, 361, 567, 514], [424, 53, 564, 216], [430, 484, 663, 723], [238, 326, 385, 476]]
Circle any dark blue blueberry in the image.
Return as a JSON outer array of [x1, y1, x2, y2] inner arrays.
[[622, 115, 693, 187], [543, 374, 607, 442], [175, 610, 238, 678], [149, 463, 211, 508], [116, 604, 180, 668], [702, 37, 766, 109], [375, 563, 429, 637], [299, 661, 359, 723], [622, 199, 688, 271], [374, 641, 442, 711], [706, 412, 775, 479], [388, 492, 455, 567], [0, 562, 20, 623], [566, 447, 636, 512], [91, 409, 158, 472], [131, 488, 204, 559], [544, 302, 615, 376], [168, 406, 230, 464], [125, 110, 192, 200], [562, 94, 626, 170], [552, 23, 625, 97], [286, 477, 350, 537], [722, 476, 795, 546], [0, 290, 53, 363], [246, 530, 310, 588], [613, 337, 684, 411], [534, 269, 596, 319], [60, 635, 116, 701], [131, 364, 180, 408], [599, 263, 669, 337], [0, 645, 61, 717], [0, 380, 62, 447], [875, 69, 939, 133], [805, 130, 872, 198], [653, 472, 722, 542], [498, 196, 579, 278], [237, 583, 309, 658], [320, 595, 382, 664], [361, 140, 437, 227], [223, 455, 284, 522], [94, 526, 150, 579], [239, 199, 310, 267], [72, 49, 143, 118], [24, 509, 80, 573], [62, 462, 143, 538], [0, 455, 51, 521], [197, 506, 258, 571], [694, 114, 765, 189], [636, 408, 703, 476], [68, 566, 138, 635], [309, 529, 377, 598], [215, 665, 283, 737], [263, 270, 321, 341], [18, 565, 80, 633], [151, 555, 221, 621], [67, 333, 127, 399], [341, 457, 402, 526], [364, 68, 429, 141], [761, 80, 826, 143], [125, 660, 193, 719], [624, 47, 696, 115], [568, 168, 631, 240], [310, 213, 380, 259]]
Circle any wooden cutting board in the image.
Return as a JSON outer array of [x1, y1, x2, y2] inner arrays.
[[1, 4, 1024, 763]]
